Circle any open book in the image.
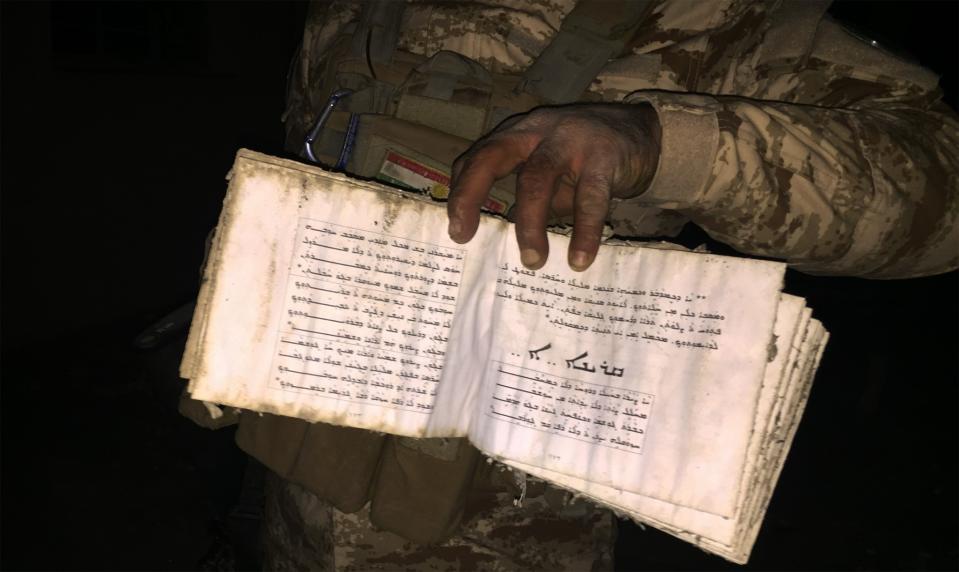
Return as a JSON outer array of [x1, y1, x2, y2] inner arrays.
[[182, 150, 828, 564]]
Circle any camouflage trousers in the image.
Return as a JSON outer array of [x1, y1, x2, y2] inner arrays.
[[262, 472, 615, 571]]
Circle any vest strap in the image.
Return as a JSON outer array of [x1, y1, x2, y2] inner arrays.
[[521, 0, 654, 104], [350, 0, 406, 67]]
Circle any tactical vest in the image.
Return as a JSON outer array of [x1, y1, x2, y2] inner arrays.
[[238, 0, 654, 543]]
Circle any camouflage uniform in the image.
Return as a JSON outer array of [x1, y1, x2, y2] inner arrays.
[[263, 470, 613, 571], [287, 0, 958, 279], [249, 0, 959, 569]]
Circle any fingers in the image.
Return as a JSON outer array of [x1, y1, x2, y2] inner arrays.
[[513, 145, 565, 270], [453, 134, 611, 272], [448, 106, 633, 272], [568, 170, 611, 271], [448, 135, 531, 244]]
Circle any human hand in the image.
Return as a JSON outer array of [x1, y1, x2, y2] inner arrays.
[[447, 103, 661, 271]]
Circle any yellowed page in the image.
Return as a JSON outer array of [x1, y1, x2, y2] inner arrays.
[[470, 230, 787, 518], [185, 150, 504, 437], [502, 295, 816, 564]]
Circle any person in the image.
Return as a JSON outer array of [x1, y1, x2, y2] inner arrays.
[[192, 0, 959, 569]]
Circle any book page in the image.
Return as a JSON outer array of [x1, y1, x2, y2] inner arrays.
[[186, 151, 503, 437], [469, 231, 786, 517], [501, 294, 813, 563], [506, 318, 828, 565], [738, 320, 828, 557]]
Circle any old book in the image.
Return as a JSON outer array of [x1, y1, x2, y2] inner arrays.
[[182, 149, 829, 564]]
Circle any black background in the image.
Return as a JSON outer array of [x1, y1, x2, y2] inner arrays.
[[1, 2, 956, 570]]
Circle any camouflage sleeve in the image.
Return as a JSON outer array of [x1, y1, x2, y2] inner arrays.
[[610, 27, 959, 279]]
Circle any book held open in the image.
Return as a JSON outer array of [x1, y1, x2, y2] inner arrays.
[[182, 149, 829, 564]]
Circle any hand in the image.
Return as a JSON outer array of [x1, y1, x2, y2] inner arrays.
[[447, 103, 661, 271]]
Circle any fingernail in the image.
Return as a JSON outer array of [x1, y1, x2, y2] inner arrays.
[[521, 248, 541, 268], [569, 250, 590, 271], [448, 218, 461, 239]]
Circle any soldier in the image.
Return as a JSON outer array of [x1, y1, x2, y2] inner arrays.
[[196, 0, 959, 569]]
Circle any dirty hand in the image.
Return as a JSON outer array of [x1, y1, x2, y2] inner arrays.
[[447, 103, 661, 271]]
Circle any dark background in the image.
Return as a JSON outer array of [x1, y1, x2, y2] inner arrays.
[[1, 1, 956, 570]]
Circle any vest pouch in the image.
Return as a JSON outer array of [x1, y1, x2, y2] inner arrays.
[[369, 436, 482, 543], [391, 51, 494, 142], [347, 114, 518, 217], [236, 413, 386, 513]]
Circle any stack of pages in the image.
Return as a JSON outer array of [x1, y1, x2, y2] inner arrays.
[[183, 150, 828, 563]]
